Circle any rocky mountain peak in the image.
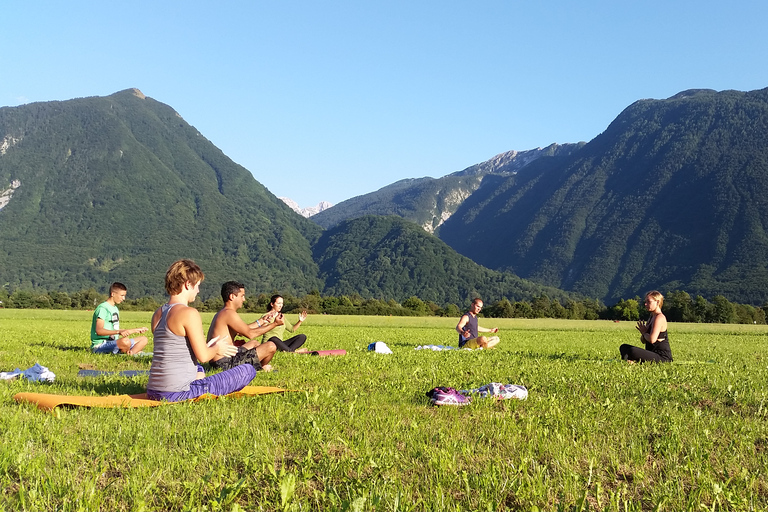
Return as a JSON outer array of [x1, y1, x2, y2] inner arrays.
[[280, 197, 333, 218]]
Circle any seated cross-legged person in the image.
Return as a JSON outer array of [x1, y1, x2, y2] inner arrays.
[[90, 282, 149, 355], [619, 290, 673, 363], [261, 294, 309, 352], [147, 260, 257, 402], [456, 298, 500, 349], [206, 281, 280, 372]]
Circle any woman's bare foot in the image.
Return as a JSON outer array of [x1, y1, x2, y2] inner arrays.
[[261, 364, 273, 372], [294, 348, 310, 354]]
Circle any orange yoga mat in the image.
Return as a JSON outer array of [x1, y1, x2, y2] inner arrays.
[[14, 385, 289, 412]]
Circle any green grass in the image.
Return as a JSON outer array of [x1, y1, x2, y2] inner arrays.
[[1, 309, 767, 511]]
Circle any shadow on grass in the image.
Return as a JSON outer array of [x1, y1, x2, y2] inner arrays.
[[83, 381, 148, 395], [517, 351, 620, 363], [31, 341, 90, 353], [63, 378, 148, 395], [518, 351, 715, 365]]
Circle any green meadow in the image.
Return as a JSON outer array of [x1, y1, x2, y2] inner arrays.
[[1, 309, 767, 511]]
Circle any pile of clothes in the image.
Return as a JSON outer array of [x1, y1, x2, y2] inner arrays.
[[0, 363, 56, 382], [426, 383, 528, 406]]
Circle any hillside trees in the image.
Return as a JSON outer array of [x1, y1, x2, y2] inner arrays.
[[438, 88, 768, 304], [1, 285, 765, 324]]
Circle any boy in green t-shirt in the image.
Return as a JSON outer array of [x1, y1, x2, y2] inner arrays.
[[90, 282, 149, 355]]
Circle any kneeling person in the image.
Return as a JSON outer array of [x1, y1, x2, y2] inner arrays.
[[90, 282, 149, 355], [206, 281, 281, 372]]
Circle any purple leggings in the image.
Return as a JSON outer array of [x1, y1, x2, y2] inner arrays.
[[147, 364, 256, 402]]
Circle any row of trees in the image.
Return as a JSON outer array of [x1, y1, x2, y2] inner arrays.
[[608, 291, 766, 325], [1, 287, 766, 324]]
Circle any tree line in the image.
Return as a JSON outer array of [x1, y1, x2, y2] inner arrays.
[[1, 287, 765, 324]]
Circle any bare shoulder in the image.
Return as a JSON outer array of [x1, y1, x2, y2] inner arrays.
[[212, 308, 238, 326], [167, 303, 201, 326]]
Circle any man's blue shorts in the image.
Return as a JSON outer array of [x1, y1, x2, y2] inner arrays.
[[91, 338, 138, 354]]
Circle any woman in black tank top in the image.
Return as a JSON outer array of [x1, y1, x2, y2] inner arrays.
[[619, 290, 673, 363]]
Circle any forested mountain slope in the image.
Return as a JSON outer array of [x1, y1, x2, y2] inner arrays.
[[313, 215, 575, 305], [0, 89, 576, 306], [0, 89, 322, 297], [439, 88, 768, 304], [6, 87, 767, 306], [312, 144, 583, 232]]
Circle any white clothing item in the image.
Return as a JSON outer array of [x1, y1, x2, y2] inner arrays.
[[460, 383, 528, 400], [367, 341, 393, 354], [0, 369, 22, 380]]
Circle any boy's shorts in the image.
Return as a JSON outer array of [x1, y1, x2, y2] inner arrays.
[[461, 338, 480, 349], [91, 338, 138, 354]]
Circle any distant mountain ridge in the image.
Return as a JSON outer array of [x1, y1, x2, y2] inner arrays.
[[439, 88, 768, 303], [4, 87, 768, 305], [0, 88, 323, 297], [279, 197, 333, 217], [0, 89, 564, 305], [311, 143, 584, 233]]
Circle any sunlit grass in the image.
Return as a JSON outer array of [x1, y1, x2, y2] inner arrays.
[[1, 309, 767, 510]]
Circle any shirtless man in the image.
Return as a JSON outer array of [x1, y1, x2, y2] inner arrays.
[[456, 298, 500, 349], [206, 281, 281, 372]]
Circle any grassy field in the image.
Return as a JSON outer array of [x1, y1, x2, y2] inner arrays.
[[1, 309, 767, 511]]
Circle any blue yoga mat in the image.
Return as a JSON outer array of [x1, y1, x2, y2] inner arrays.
[[78, 369, 150, 378]]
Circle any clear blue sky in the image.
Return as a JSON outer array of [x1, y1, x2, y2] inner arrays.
[[3, 1, 767, 207]]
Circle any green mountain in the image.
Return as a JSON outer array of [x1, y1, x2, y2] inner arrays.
[[0, 89, 322, 298], [311, 144, 583, 232], [438, 88, 768, 304], [9, 87, 767, 307], [0, 89, 576, 307], [313, 215, 574, 305]]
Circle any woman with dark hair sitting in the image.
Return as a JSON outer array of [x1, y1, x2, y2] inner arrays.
[[619, 290, 673, 363], [261, 294, 309, 352]]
